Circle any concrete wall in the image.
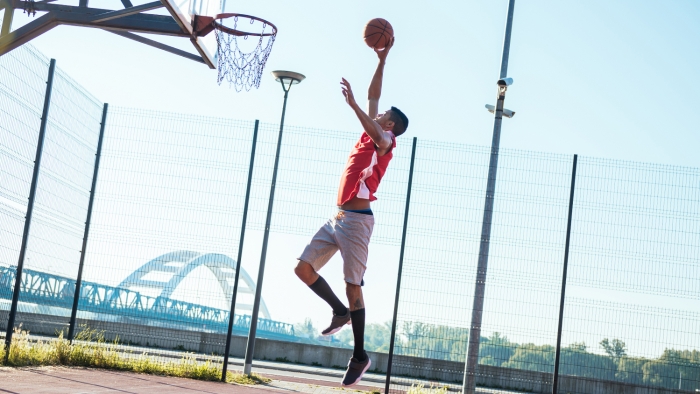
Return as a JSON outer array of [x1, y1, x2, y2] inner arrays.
[[0, 311, 694, 393], [557, 375, 692, 394]]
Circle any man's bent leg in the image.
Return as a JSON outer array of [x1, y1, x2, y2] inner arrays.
[[296, 260, 348, 317], [346, 282, 366, 361]]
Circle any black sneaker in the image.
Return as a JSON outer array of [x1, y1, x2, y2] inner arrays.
[[341, 354, 371, 387], [321, 309, 351, 336]]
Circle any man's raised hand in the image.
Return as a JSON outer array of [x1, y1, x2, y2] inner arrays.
[[375, 37, 395, 61], [341, 78, 358, 108]]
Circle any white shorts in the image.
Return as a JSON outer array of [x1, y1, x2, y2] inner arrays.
[[298, 210, 374, 285]]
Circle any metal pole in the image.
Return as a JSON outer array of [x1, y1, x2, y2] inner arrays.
[[67, 103, 108, 342], [498, 0, 516, 80], [4, 59, 56, 357], [221, 120, 259, 381], [463, 1, 515, 392], [1, 6, 13, 37], [243, 81, 292, 375], [552, 154, 578, 394], [384, 137, 417, 394]]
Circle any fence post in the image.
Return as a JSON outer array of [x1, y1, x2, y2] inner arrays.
[[221, 120, 259, 381], [385, 137, 417, 394], [67, 103, 109, 342], [4, 58, 56, 357], [552, 154, 578, 393]]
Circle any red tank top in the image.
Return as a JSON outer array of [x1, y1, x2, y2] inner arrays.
[[337, 132, 396, 206]]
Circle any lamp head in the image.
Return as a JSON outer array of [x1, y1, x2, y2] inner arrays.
[[272, 70, 305, 85]]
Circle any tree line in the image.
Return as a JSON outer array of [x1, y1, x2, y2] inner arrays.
[[294, 319, 699, 391]]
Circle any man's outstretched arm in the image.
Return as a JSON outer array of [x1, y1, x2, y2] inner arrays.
[[367, 37, 394, 119], [342, 78, 392, 151]]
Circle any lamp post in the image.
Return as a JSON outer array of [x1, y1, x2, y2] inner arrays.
[[243, 70, 305, 375], [463, 0, 516, 392]]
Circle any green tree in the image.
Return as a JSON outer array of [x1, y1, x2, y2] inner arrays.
[[501, 343, 555, 373], [648, 349, 700, 391], [600, 338, 627, 359], [294, 318, 318, 339], [335, 321, 397, 353], [364, 322, 392, 353], [567, 342, 587, 352], [398, 322, 469, 362], [616, 356, 646, 385], [478, 332, 515, 367], [559, 342, 617, 380]]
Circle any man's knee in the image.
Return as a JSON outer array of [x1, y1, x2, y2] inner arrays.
[[294, 260, 317, 284], [345, 283, 361, 297]]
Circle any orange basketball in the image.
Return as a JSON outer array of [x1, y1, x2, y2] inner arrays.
[[363, 18, 394, 50]]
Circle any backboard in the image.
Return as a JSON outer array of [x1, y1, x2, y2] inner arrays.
[[161, 0, 223, 69]]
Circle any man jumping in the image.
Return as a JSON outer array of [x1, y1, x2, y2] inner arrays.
[[293, 38, 408, 387]]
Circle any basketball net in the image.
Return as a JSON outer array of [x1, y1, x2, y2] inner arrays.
[[213, 14, 277, 92]]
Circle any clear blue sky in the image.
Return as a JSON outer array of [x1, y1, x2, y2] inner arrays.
[[5, 0, 700, 167]]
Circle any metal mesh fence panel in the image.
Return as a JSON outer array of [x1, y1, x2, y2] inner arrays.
[[3, 46, 106, 335], [473, 149, 573, 392], [12, 64, 104, 338], [387, 140, 488, 392], [388, 144, 575, 392], [79, 108, 264, 368], [559, 157, 700, 393], [0, 46, 49, 332]]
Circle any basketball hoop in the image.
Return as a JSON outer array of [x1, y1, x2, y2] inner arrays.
[[212, 13, 278, 91]]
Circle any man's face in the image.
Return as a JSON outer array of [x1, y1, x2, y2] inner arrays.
[[375, 110, 393, 129]]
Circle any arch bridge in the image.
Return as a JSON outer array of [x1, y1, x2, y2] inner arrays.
[[0, 251, 294, 340]]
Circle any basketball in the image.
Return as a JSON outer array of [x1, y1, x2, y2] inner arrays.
[[363, 18, 394, 50]]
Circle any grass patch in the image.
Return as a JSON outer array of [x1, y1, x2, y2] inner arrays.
[[1, 326, 267, 385], [226, 372, 271, 385], [407, 384, 449, 394]]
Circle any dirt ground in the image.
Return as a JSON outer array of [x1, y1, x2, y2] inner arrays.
[[0, 366, 381, 394]]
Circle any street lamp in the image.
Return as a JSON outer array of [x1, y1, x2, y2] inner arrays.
[[242, 70, 305, 375]]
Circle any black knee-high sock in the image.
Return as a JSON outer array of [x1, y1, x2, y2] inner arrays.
[[309, 276, 348, 316], [350, 308, 366, 361]]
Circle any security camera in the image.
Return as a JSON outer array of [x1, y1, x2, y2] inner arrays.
[[485, 104, 515, 118], [497, 77, 513, 86]]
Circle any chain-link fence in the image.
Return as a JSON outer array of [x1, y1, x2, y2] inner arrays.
[[1, 47, 698, 393]]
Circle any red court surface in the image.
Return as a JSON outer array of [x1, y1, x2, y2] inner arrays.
[[0, 366, 382, 394]]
